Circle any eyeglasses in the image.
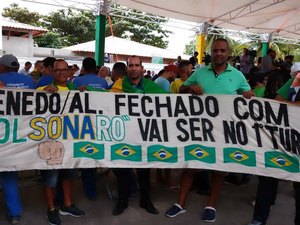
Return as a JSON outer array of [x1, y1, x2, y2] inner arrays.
[[54, 68, 69, 73]]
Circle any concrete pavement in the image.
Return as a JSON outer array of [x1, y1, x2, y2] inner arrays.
[[0, 170, 295, 225]]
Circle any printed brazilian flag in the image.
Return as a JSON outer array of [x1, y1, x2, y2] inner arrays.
[[111, 143, 142, 162], [223, 148, 256, 167], [73, 142, 104, 160], [265, 151, 299, 173], [147, 145, 178, 163], [184, 144, 216, 164]]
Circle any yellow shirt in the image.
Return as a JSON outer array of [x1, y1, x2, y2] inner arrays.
[[170, 79, 183, 93], [37, 85, 69, 91]]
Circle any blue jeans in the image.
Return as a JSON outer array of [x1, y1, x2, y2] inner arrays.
[[0, 172, 22, 217]]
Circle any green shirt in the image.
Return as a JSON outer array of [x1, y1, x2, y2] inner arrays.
[[183, 64, 250, 94], [276, 77, 294, 100]]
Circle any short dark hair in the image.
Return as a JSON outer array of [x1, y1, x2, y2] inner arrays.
[[112, 62, 127, 75], [42, 57, 56, 69], [127, 55, 142, 66], [212, 38, 230, 50], [82, 57, 96, 72], [25, 61, 32, 66]]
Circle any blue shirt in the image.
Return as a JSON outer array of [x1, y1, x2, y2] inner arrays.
[[0, 72, 35, 89], [154, 76, 170, 91], [73, 74, 108, 90], [36, 75, 54, 88]]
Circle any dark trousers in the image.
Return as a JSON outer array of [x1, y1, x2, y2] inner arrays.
[[253, 176, 278, 224], [253, 177, 300, 225], [294, 182, 300, 225], [113, 168, 150, 203], [81, 168, 97, 199]]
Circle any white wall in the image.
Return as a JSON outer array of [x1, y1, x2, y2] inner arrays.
[[2, 36, 33, 57]]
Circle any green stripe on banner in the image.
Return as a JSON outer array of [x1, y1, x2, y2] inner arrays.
[[265, 151, 299, 173], [147, 145, 178, 163], [111, 143, 142, 162], [223, 147, 256, 167], [73, 142, 104, 160], [184, 144, 216, 164]]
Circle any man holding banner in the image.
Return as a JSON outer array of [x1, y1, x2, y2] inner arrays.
[[0, 54, 35, 224], [165, 38, 254, 223], [110, 55, 167, 216], [37, 59, 85, 225], [247, 63, 300, 225]]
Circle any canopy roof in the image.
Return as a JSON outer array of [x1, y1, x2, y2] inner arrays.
[[114, 0, 300, 41], [1, 17, 47, 37], [64, 36, 189, 59]]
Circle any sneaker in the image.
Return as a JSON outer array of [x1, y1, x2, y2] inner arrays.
[[47, 209, 61, 225], [202, 206, 216, 223], [165, 203, 186, 218], [59, 204, 85, 217], [248, 220, 264, 225], [8, 215, 20, 225]]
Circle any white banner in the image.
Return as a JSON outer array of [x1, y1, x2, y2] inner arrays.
[[0, 88, 300, 181]]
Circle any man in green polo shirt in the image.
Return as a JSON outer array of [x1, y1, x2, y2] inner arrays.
[[165, 38, 253, 222]]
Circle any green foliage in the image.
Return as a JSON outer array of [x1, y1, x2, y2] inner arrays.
[[2, 3, 42, 26], [106, 5, 170, 48], [34, 32, 69, 48], [184, 39, 196, 55], [2, 3, 170, 49], [40, 9, 96, 46]]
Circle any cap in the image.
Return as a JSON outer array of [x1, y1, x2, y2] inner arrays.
[[164, 64, 179, 74], [0, 54, 19, 68], [291, 62, 300, 76]]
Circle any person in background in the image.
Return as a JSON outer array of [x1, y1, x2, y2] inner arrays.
[[30, 60, 42, 82], [18, 61, 32, 76], [68, 64, 80, 82], [36, 57, 56, 88], [110, 62, 127, 88], [0, 54, 35, 225], [170, 60, 193, 93], [240, 48, 251, 74], [37, 59, 85, 225], [174, 56, 182, 67], [73, 57, 108, 91], [154, 64, 179, 92], [258, 49, 276, 74], [189, 51, 199, 68], [248, 74, 266, 98], [98, 66, 113, 86], [248, 63, 300, 225]]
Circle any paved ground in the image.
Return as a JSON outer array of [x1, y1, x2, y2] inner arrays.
[[0, 170, 295, 225]]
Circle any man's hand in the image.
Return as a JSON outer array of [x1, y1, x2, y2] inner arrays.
[[43, 85, 58, 93], [78, 85, 86, 92], [243, 90, 255, 99], [187, 85, 204, 95], [38, 140, 65, 165], [0, 81, 5, 88]]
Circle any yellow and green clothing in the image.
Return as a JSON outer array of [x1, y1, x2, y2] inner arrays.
[[110, 76, 168, 94], [170, 79, 183, 93]]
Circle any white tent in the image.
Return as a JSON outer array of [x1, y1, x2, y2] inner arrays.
[[114, 0, 300, 41], [64, 36, 190, 59]]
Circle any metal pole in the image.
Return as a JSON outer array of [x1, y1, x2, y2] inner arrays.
[[94, 0, 108, 66]]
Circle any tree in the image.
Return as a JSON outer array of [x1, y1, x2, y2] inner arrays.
[[39, 9, 96, 47], [2, 3, 170, 49], [184, 39, 196, 55], [106, 5, 170, 48], [2, 3, 42, 26]]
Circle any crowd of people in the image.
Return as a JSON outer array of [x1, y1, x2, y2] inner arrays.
[[0, 38, 299, 225]]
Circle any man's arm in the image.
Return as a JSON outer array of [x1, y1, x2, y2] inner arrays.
[[179, 84, 203, 95], [275, 94, 300, 106]]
